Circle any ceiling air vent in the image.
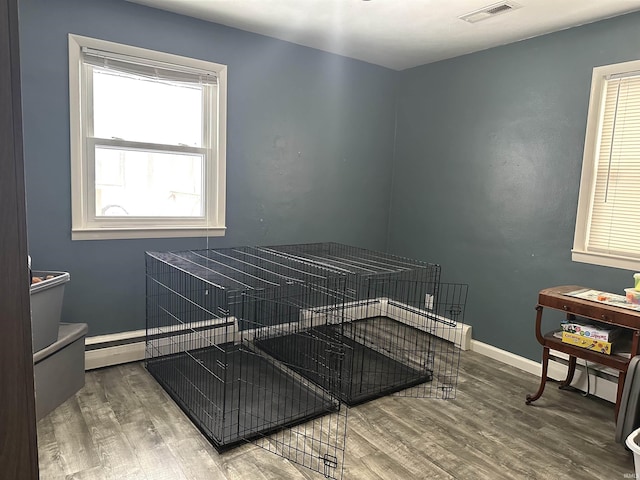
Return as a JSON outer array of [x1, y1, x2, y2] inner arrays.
[[459, 1, 521, 24]]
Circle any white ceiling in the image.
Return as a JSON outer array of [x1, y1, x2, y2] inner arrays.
[[127, 0, 640, 70]]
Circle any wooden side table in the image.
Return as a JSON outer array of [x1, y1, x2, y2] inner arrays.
[[525, 285, 640, 419]]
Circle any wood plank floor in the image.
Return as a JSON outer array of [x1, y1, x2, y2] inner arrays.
[[37, 350, 635, 479]]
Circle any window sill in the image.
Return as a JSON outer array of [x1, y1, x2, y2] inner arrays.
[[72, 226, 226, 241], [571, 249, 640, 272]]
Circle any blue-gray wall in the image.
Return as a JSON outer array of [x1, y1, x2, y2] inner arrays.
[[19, 0, 640, 359], [388, 12, 640, 361], [18, 0, 397, 336]]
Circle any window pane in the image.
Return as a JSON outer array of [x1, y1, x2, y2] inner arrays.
[[93, 68, 203, 147], [95, 147, 204, 217]]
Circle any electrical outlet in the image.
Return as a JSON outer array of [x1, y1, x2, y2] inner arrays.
[[425, 293, 434, 310]]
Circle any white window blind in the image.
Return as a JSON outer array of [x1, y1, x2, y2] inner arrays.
[[587, 73, 640, 258], [81, 47, 217, 86]]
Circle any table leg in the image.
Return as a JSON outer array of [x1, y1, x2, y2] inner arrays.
[[526, 346, 550, 405], [558, 355, 577, 390]]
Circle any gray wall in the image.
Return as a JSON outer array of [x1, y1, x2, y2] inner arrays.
[[19, 0, 397, 336], [20, 0, 640, 358], [388, 13, 640, 361]]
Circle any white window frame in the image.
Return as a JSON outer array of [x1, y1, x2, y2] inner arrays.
[[68, 34, 227, 240], [572, 59, 640, 270]]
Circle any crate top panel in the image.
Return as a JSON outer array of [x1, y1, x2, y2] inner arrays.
[[259, 242, 440, 277], [146, 247, 346, 292]]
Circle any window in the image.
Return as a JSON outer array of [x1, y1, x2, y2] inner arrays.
[[68, 35, 226, 240], [573, 60, 640, 270]]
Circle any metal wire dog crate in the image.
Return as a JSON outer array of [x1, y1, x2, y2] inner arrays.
[[254, 243, 467, 404], [145, 243, 467, 479], [145, 248, 349, 478]]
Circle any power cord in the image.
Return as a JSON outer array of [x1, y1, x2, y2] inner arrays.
[[582, 361, 591, 397]]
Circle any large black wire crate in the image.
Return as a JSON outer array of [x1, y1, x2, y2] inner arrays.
[[145, 248, 349, 475], [254, 243, 467, 404], [145, 244, 467, 479]]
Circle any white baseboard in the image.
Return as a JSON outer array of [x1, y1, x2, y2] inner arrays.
[[307, 297, 473, 350], [85, 325, 618, 406], [85, 340, 146, 370], [385, 300, 472, 350], [471, 340, 542, 376], [470, 339, 617, 404], [85, 317, 241, 370], [86, 296, 471, 370], [85, 330, 146, 370]]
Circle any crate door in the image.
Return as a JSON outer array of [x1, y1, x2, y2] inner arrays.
[[247, 349, 348, 480], [383, 282, 468, 400], [235, 289, 349, 480]]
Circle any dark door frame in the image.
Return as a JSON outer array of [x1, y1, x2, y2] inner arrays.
[[0, 0, 40, 477]]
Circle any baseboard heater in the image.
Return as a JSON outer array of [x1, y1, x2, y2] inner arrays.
[[84, 298, 471, 370]]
